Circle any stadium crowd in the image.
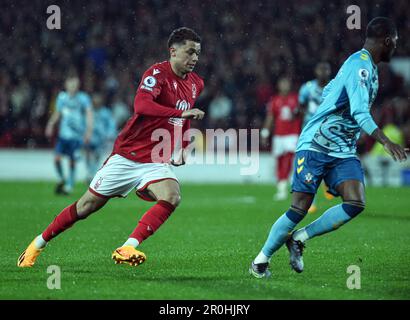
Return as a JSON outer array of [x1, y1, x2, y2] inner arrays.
[[0, 0, 409, 151]]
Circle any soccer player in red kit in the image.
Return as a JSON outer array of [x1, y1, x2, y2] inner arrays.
[[261, 76, 302, 201], [18, 27, 205, 268]]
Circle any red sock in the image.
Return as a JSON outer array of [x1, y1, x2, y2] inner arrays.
[[129, 200, 176, 244], [283, 152, 294, 178], [42, 202, 80, 242], [277, 153, 294, 181], [277, 155, 286, 181]]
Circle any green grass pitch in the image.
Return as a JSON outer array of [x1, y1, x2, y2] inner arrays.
[[1, 181, 409, 299]]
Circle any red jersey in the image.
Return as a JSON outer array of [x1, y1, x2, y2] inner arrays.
[[267, 93, 301, 136], [113, 61, 204, 163]]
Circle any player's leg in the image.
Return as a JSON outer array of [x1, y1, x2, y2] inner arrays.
[[274, 154, 288, 200], [63, 158, 76, 194], [294, 180, 364, 243], [263, 192, 313, 259], [129, 178, 180, 243], [250, 150, 324, 277], [17, 190, 108, 267], [287, 159, 365, 272], [54, 139, 66, 194], [54, 154, 65, 192], [64, 141, 81, 194], [250, 191, 314, 277], [292, 158, 365, 244], [112, 179, 180, 266], [85, 145, 100, 183], [84, 145, 93, 183]]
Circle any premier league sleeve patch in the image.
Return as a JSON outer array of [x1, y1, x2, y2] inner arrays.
[[140, 76, 157, 91], [358, 68, 369, 87]]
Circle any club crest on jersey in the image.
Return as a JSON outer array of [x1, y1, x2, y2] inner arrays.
[[304, 173, 313, 184], [169, 100, 190, 126], [192, 84, 197, 99]]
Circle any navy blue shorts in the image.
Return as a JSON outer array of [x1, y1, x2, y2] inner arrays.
[[55, 138, 83, 160], [291, 150, 364, 197]]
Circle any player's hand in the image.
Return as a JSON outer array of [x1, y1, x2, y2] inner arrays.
[[84, 133, 92, 145], [45, 126, 53, 139], [261, 136, 269, 147], [383, 141, 408, 162], [169, 149, 186, 166], [181, 108, 205, 120]]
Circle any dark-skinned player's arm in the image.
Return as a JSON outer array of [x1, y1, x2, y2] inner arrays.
[[370, 128, 408, 161], [345, 62, 408, 162]]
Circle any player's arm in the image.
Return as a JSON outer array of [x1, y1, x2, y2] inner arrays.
[[84, 107, 93, 144], [170, 80, 205, 167], [135, 70, 204, 119], [46, 93, 63, 139], [106, 111, 117, 141], [82, 94, 93, 144], [135, 92, 204, 119], [260, 103, 274, 146], [45, 110, 61, 139], [170, 120, 191, 167], [295, 83, 308, 117], [371, 128, 408, 161], [345, 62, 407, 161]]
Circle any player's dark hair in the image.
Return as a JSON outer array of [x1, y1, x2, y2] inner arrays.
[[167, 27, 201, 48], [366, 17, 396, 39]]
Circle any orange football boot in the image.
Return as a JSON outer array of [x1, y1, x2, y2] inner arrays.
[[17, 239, 43, 267], [112, 246, 146, 267]]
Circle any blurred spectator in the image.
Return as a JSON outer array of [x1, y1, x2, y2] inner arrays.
[[208, 89, 233, 129]]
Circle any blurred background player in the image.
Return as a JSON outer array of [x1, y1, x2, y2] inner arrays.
[[298, 62, 333, 213], [250, 17, 408, 278], [298, 62, 332, 129], [45, 74, 93, 195], [18, 27, 205, 269], [261, 76, 302, 201], [84, 93, 117, 183]]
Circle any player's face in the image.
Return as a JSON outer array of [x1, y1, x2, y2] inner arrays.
[[315, 63, 331, 81], [278, 78, 291, 94], [93, 95, 103, 109], [65, 77, 80, 95], [171, 40, 201, 74], [382, 33, 398, 62]]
